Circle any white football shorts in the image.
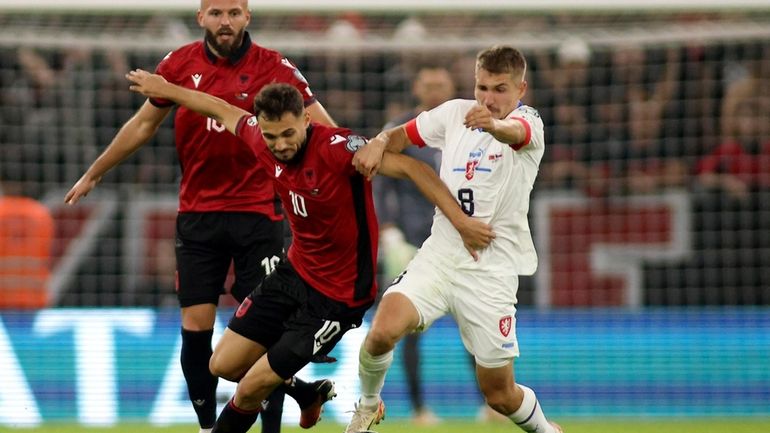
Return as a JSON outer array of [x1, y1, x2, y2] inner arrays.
[[383, 247, 520, 368]]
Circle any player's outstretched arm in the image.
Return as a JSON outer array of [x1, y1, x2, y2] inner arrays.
[[64, 100, 170, 204], [353, 125, 411, 181], [379, 152, 495, 261], [126, 69, 249, 135]]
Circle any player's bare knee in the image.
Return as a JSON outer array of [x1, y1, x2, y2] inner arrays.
[[208, 355, 224, 378], [209, 353, 238, 381], [236, 372, 282, 407], [365, 325, 401, 354], [234, 381, 264, 408], [180, 304, 217, 330]]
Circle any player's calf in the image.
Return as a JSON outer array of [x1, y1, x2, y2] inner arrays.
[[508, 384, 560, 433]]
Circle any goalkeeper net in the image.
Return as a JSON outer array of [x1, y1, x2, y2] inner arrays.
[[1, 7, 767, 306]]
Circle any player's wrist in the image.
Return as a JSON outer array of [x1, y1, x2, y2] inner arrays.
[[448, 211, 471, 233], [82, 170, 102, 184], [369, 135, 388, 152]]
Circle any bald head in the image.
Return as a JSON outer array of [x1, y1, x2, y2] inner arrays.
[[200, 0, 248, 9]]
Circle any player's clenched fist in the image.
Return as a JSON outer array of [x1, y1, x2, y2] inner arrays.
[[463, 103, 496, 133], [352, 136, 386, 180]]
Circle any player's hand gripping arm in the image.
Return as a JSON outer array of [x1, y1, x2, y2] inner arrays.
[[126, 69, 249, 135], [378, 152, 495, 261], [64, 100, 171, 204], [353, 125, 411, 180]]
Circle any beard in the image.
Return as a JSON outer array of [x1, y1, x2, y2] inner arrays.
[[204, 28, 245, 58]]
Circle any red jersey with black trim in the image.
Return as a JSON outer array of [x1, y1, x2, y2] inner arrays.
[[152, 32, 316, 216], [236, 116, 379, 307]]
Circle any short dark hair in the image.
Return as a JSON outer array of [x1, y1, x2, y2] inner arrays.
[[253, 83, 304, 121], [476, 45, 527, 81]]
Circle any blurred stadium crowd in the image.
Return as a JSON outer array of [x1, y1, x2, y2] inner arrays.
[[0, 10, 768, 307]]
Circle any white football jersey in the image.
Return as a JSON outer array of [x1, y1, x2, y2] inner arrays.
[[408, 99, 544, 275]]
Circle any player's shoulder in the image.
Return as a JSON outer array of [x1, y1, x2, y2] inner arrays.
[[245, 43, 308, 84], [313, 124, 358, 144], [156, 41, 204, 79], [246, 43, 286, 66], [312, 124, 368, 153], [249, 42, 282, 58], [511, 104, 542, 120], [160, 41, 203, 64]]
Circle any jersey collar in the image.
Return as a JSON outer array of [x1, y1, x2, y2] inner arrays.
[[203, 31, 253, 65]]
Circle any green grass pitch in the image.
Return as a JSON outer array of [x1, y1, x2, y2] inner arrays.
[[14, 419, 770, 433]]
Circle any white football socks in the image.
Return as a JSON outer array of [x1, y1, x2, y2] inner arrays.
[[357, 345, 393, 408], [508, 384, 556, 433]]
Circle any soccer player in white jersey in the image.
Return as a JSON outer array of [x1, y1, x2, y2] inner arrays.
[[345, 45, 562, 433]]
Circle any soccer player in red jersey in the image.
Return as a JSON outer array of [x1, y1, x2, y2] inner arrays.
[[126, 69, 495, 433], [64, 1, 336, 432]]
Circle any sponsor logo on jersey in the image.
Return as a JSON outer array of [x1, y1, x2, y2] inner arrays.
[[275, 165, 283, 177], [191, 73, 202, 88], [488, 153, 503, 162], [465, 148, 484, 180], [330, 134, 346, 145], [345, 135, 368, 153], [247, 116, 258, 126], [499, 315, 512, 337], [452, 146, 491, 177]]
